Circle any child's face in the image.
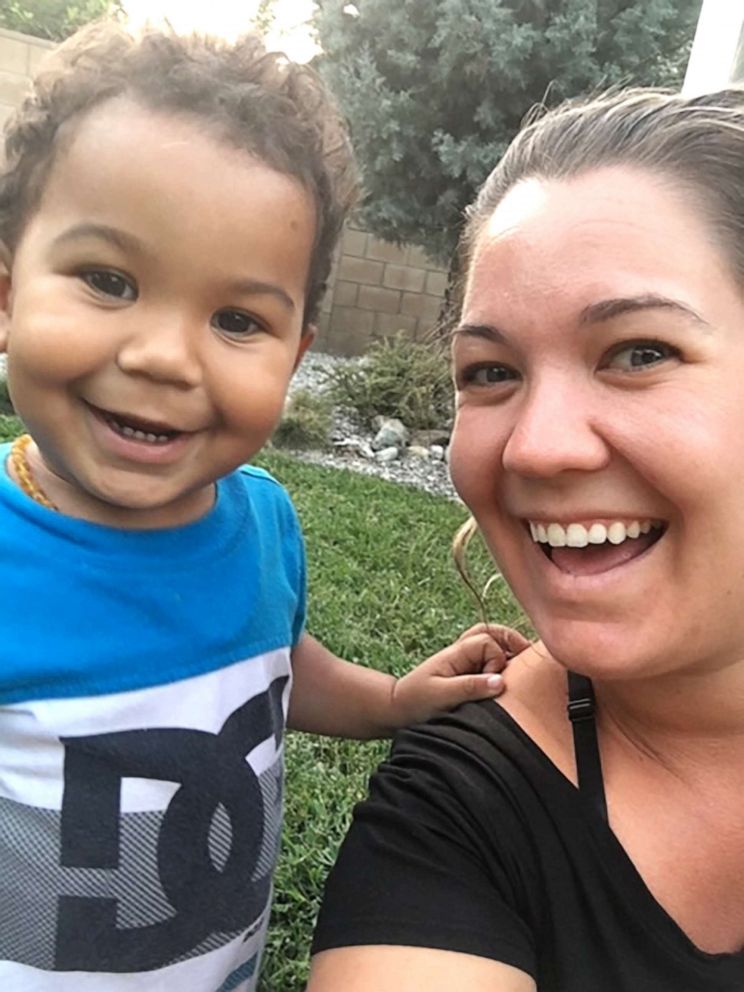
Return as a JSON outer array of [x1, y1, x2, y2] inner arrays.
[[0, 98, 316, 528]]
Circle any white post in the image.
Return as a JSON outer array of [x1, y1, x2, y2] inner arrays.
[[682, 0, 744, 95]]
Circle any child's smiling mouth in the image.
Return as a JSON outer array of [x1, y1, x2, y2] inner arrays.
[[86, 402, 191, 449]]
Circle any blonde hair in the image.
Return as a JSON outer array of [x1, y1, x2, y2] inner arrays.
[[460, 86, 744, 289]]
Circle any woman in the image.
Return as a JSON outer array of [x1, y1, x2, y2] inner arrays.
[[307, 87, 744, 991]]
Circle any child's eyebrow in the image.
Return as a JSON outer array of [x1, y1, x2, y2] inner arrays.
[[51, 222, 143, 254], [222, 278, 296, 312]]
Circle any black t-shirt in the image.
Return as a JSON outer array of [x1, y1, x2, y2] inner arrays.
[[312, 701, 744, 991]]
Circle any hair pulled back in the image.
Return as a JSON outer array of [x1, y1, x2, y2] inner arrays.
[[461, 86, 744, 291]]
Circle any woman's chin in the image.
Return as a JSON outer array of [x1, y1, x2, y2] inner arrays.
[[534, 619, 671, 683]]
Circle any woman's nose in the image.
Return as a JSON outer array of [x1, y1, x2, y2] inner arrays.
[[502, 377, 610, 479]]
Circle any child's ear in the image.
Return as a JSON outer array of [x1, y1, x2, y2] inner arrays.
[[292, 324, 317, 372], [0, 242, 12, 354]]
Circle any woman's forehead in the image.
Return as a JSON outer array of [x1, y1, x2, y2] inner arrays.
[[464, 167, 728, 323]]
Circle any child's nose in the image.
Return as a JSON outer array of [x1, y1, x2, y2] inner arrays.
[[502, 376, 610, 479], [116, 313, 202, 388]]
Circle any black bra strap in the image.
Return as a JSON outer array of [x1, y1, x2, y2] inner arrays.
[[567, 672, 608, 824]]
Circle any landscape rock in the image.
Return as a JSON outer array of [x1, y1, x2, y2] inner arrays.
[[411, 428, 450, 448], [375, 446, 401, 463], [287, 351, 457, 499], [429, 444, 446, 461], [407, 445, 430, 460], [371, 417, 409, 451]]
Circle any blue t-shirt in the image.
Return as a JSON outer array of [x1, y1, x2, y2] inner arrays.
[[0, 445, 306, 991]]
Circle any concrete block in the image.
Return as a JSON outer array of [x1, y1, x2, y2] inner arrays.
[[366, 237, 408, 265], [330, 305, 375, 335], [401, 292, 443, 322], [357, 284, 401, 314], [0, 34, 30, 76], [341, 226, 367, 257], [26, 40, 53, 76], [327, 323, 373, 356], [0, 70, 29, 109], [383, 264, 426, 292], [407, 243, 437, 268], [425, 270, 449, 297], [337, 255, 384, 285], [375, 313, 418, 337], [332, 280, 358, 307]]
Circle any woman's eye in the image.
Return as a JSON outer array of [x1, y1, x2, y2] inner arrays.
[[461, 364, 518, 386], [212, 310, 262, 337], [605, 341, 679, 372], [82, 270, 137, 300]]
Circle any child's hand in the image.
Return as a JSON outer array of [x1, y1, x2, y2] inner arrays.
[[390, 623, 531, 727]]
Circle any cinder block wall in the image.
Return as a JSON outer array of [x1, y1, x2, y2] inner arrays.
[[0, 27, 450, 358], [316, 221, 449, 356], [0, 28, 52, 130]]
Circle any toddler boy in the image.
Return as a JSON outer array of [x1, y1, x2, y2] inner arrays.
[[0, 23, 525, 990]]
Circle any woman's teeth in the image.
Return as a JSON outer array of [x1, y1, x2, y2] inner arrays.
[[528, 519, 661, 548]]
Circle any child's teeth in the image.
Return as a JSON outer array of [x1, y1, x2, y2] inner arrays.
[[113, 420, 171, 443]]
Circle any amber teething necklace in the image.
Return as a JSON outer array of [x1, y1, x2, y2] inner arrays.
[[9, 434, 58, 511]]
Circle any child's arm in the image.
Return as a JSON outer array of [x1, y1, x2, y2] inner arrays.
[[287, 626, 531, 738]]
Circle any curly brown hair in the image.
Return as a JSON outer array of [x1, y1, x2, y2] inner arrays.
[[0, 21, 358, 326]]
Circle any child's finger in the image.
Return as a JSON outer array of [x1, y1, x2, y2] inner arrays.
[[456, 623, 531, 657], [434, 672, 506, 709], [436, 631, 511, 676]]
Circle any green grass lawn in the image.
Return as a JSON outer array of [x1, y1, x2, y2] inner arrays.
[[255, 451, 523, 991], [0, 419, 523, 989]]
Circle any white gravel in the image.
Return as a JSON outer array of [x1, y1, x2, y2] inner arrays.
[[286, 351, 459, 500]]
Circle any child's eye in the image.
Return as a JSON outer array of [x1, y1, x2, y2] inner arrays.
[[459, 363, 519, 387], [81, 269, 137, 300], [212, 310, 262, 337], [603, 340, 680, 372]]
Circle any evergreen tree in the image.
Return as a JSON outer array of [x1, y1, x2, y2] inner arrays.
[[0, 0, 122, 42], [315, 0, 702, 261]]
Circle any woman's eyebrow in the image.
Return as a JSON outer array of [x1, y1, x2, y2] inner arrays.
[[452, 323, 508, 344], [579, 294, 710, 328]]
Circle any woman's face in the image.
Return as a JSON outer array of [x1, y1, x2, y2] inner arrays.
[[450, 165, 744, 680]]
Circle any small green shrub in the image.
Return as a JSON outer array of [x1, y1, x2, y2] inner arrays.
[[0, 377, 14, 415], [273, 388, 333, 450], [327, 332, 452, 430], [0, 414, 24, 442]]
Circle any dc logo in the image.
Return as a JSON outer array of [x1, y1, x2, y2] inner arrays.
[[55, 676, 288, 972]]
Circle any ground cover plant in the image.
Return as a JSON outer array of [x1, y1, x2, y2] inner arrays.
[[0, 413, 23, 441], [255, 451, 524, 991], [327, 332, 453, 430], [272, 388, 334, 450]]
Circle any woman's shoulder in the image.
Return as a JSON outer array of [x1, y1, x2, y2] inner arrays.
[[377, 648, 577, 835], [394, 644, 576, 793]]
